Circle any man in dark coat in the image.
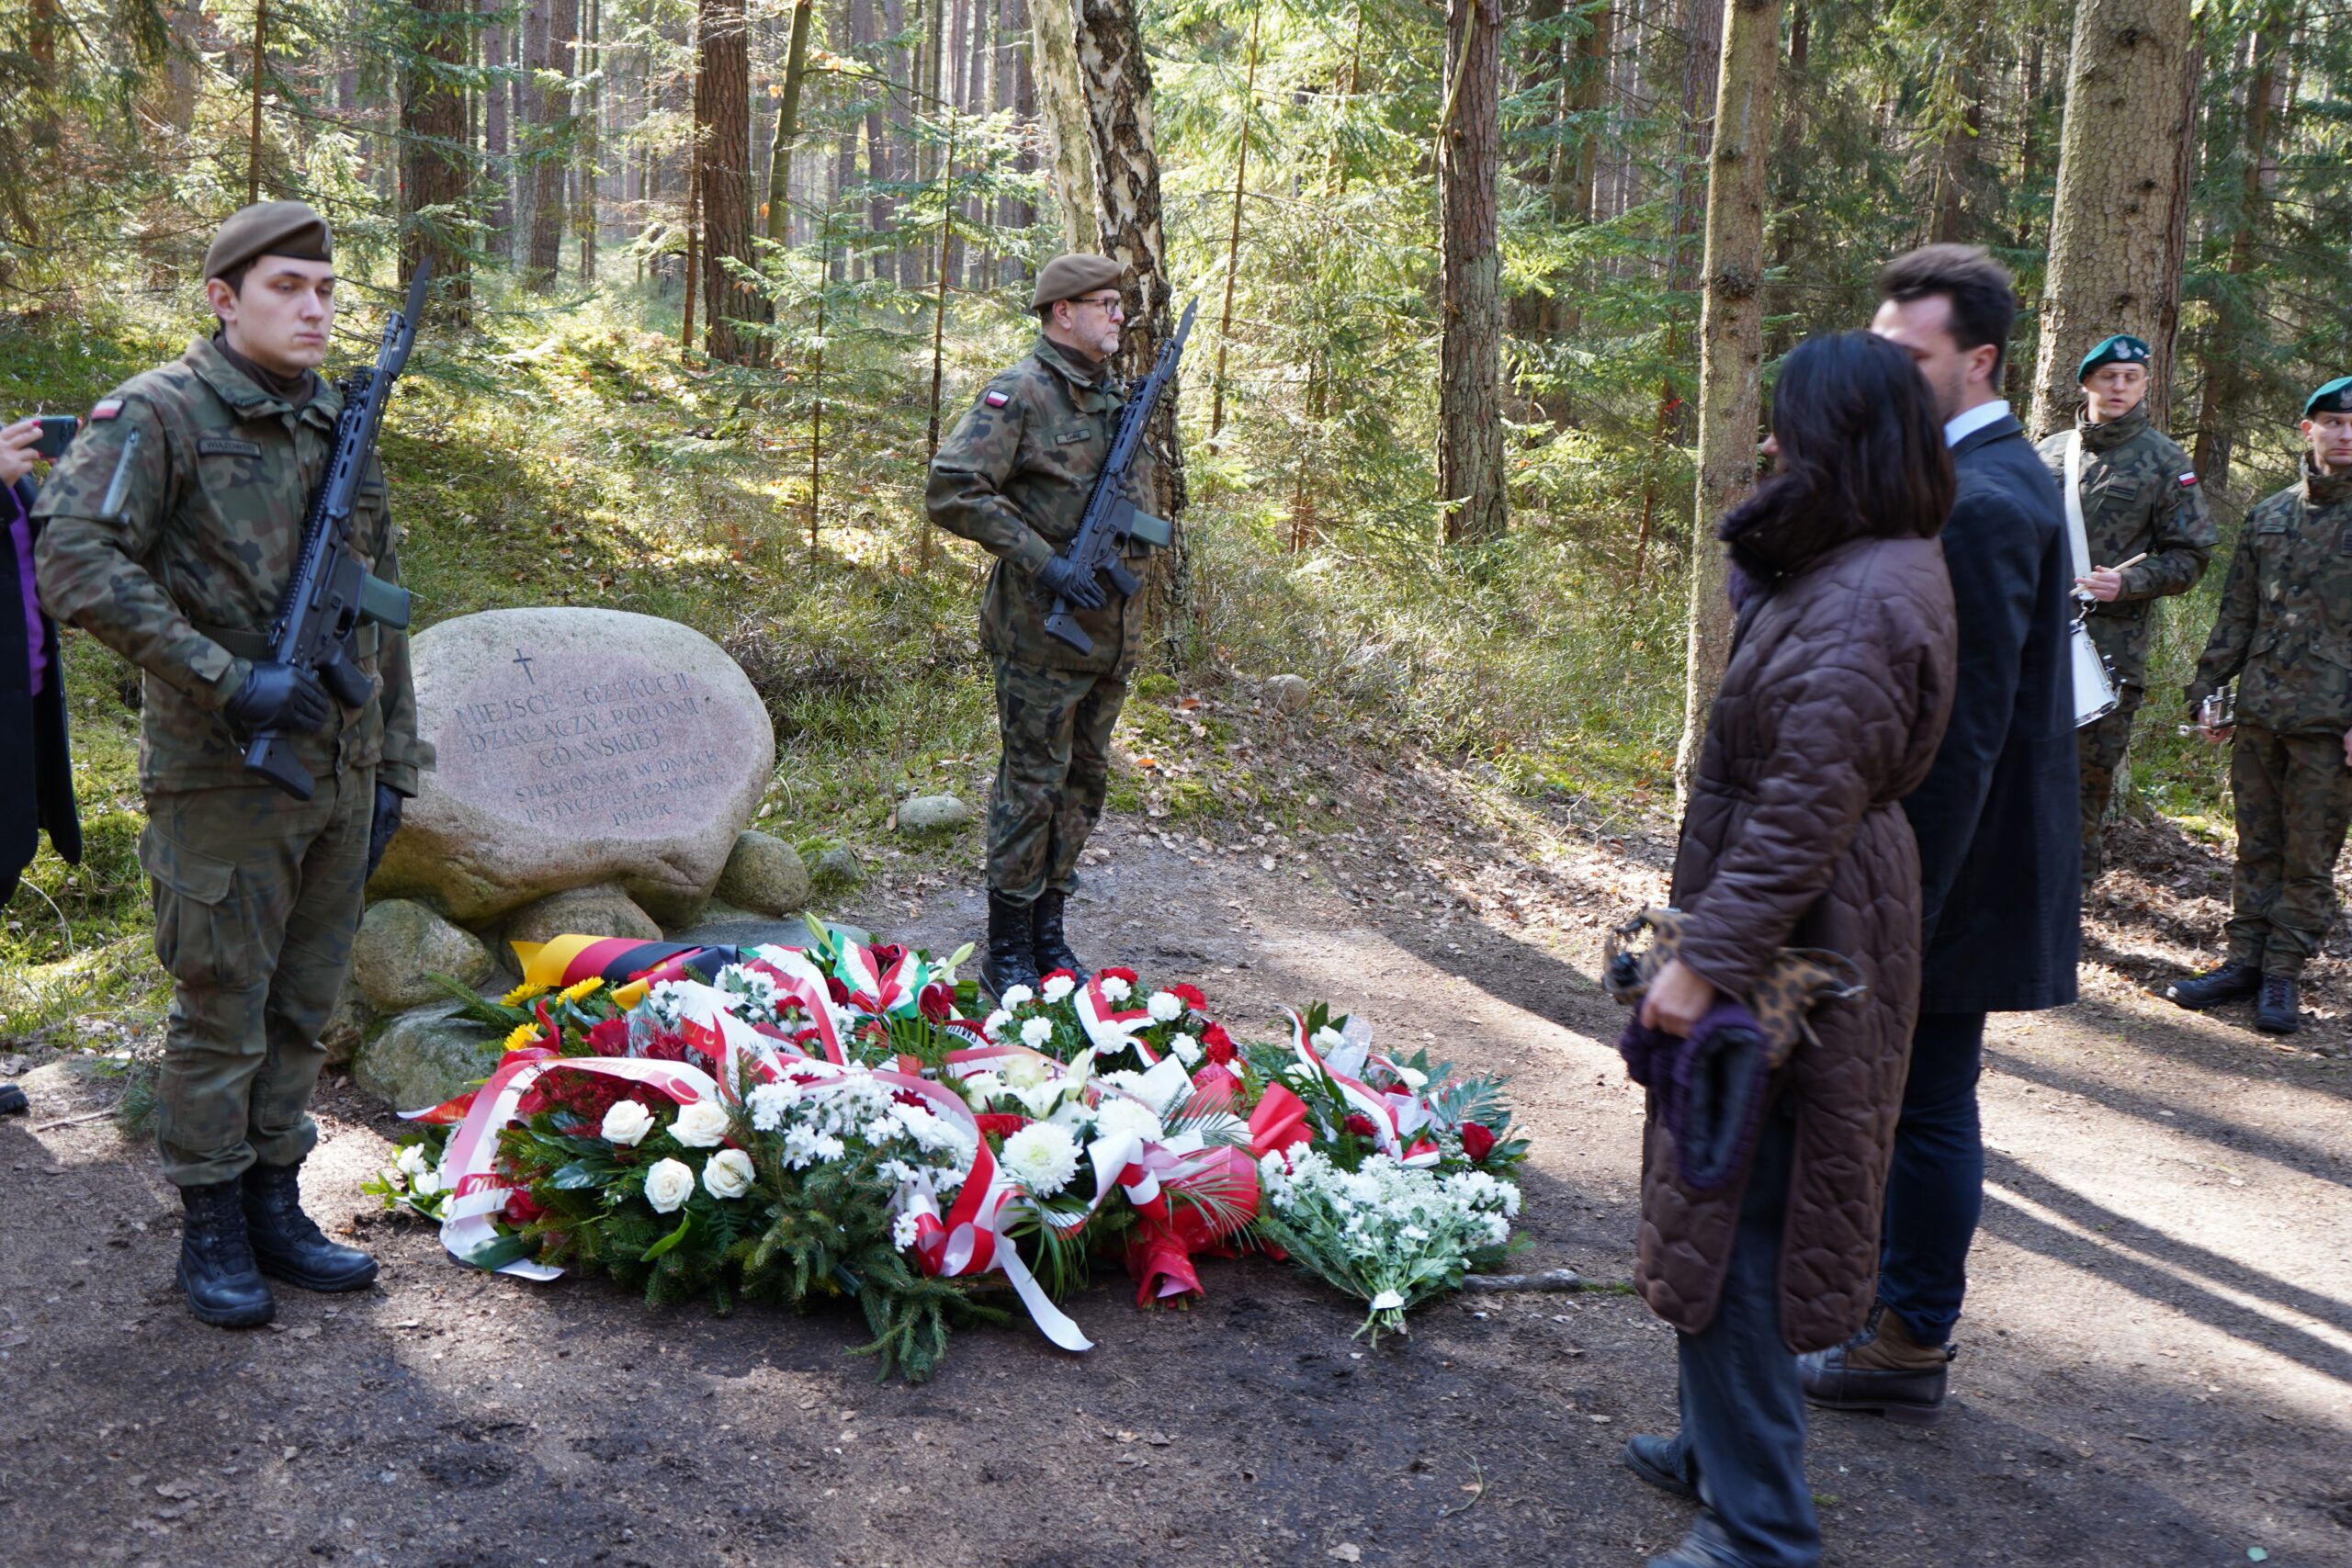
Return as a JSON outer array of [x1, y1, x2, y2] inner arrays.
[[0, 414, 85, 1118], [1801, 244, 2080, 1426]]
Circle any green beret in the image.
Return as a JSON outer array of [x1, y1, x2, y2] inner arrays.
[[2304, 377, 2352, 418], [1030, 254, 1124, 310], [2076, 334, 2151, 383], [203, 200, 334, 281]]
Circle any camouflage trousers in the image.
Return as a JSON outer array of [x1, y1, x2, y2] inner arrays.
[[2224, 725, 2352, 979], [987, 658, 1126, 905], [141, 769, 372, 1187], [2077, 682, 2145, 884]]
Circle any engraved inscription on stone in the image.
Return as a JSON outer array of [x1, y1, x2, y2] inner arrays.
[[434, 652, 758, 835]]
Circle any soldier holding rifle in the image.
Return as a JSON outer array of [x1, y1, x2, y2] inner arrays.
[[927, 255, 1177, 997], [33, 201, 432, 1325]]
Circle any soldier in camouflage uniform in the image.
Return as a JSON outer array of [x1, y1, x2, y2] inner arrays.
[[2165, 377, 2352, 1034], [926, 254, 1157, 996], [34, 203, 432, 1325], [2037, 333, 2217, 885]]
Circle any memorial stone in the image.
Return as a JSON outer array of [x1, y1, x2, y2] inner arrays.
[[371, 608, 777, 924]]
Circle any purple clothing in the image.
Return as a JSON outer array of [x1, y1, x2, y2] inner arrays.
[[5, 484, 42, 696], [1618, 998, 1772, 1192]]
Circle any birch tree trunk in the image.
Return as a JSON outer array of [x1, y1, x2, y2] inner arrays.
[[1674, 0, 1780, 798], [1028, 0, 1101, 251], [2026, 0, 2197, 439], [1437, 0, 1506, 546]]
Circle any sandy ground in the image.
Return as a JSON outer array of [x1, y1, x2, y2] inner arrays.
[[2, 784, 2348, 1567]]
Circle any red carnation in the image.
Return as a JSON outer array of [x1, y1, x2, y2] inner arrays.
[[503, 1188, 546, 1225], [919, 981, 956, 1023], [1039, 967, 1076, 987], [1461, 1122, 1498, 1164], [870, 943, 908, 974], [1172, 983, 1208, 1010], [1343, 1113, 1379, 1140], [585, 1017, 631, 1057], [974, 1112, 1030, 1139], [1201, 1022, 1237, 1066], [1102, 966, 1139, 987]]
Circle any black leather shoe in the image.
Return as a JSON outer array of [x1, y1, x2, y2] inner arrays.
[[1798, 1303, 1951, 1427], [0, 1082, 25, 1116], [177, 1179, 275, 1328], [1620, 1434, 1699, 1501], [1030, 888, 1089, 982], [243, 1160, 379, 1292], [2162, 960, 2262, 1010], [981, 891, 1041, 1000], [2255, 973, 2301, 1034]]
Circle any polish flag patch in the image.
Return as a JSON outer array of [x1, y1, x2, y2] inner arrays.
[[983, 390, 1010, 408], [90, 399, 123, 421], [2179, 472, 2199, 486]]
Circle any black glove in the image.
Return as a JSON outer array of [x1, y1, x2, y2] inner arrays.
[[1035, 554, 1106, 611], [222, 660, 333, 735], [366, 783, 404, 879]]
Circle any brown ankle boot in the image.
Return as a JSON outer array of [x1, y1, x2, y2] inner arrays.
[[1797, 1303, 1953, 1425]]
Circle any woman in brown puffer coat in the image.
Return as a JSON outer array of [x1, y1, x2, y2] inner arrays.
[[1620, 331, 1958, 1568]]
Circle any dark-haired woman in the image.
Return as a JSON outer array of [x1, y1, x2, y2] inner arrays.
[[1620, 331, 1958, 1568]]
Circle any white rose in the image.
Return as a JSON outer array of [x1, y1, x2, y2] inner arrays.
[[1147, 990, 1183, 1022], [1041, 975, 1076, 1005], [1001, 1122, 1081, 1197], [600, 1100, 656, 1147], [1168, 1032, 1202, 1066], [998, 984, 1035, 1009], [1313, 1026, 1347, 1054], [1099, 976, 1132, 1004], [702, 1148, 755, 1200], [394, 1145, 426, 1177], [671, 1100, 731, 1148], [643, 1157, 695, 1213], [1393, 1065, 1429, 1090], [1020, 1016, 1055, 1048]]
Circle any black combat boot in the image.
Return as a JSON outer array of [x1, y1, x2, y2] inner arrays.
[[2254, 973, 2301, 1035], [243, 1159, 379, 1292], [1031, 889, 1089, 982], [982, 891, 1042, 1000], [2162, 960, 2262, 1010], [1797, 1303, 1952, 1427], [0, 1082, 25, 1116], [177, 1179, 276, 1328]]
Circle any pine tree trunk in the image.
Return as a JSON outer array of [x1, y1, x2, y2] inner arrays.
[[401, 0, 473, 314], [695, 0, 763, 363], [574, 0, 599, 282], [1674, 0, 1780, 799], [524, 0, 571, 288], [1438, 0, 1506, 546], [763, 0, 816, 243], [483, 1, 512, 253], [2026, 0, 2197, 439], [2192, 6, 2286, 497]]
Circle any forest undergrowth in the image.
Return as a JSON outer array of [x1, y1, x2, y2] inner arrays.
[[0, 266, 2233, 1045]]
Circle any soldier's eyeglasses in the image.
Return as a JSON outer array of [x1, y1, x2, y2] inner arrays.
[[1075, 293, 1125, 316]]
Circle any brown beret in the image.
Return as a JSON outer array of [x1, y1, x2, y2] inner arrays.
[[1030, 254, 1124, 310], [203, 200, 334, 281]]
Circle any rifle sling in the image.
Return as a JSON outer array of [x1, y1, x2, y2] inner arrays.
[[197, 621, 378, 663]]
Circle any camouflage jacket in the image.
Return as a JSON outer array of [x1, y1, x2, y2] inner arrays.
[[2035, 405, 2216, 684], [925, 334, 1156, 675], [2188, 458, 2352, 734], [33, 335, 429, 795]]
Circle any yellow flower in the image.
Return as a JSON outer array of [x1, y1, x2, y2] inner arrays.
[[503, 1022, 545, 1054], [502, 981, 549, 1007], [560, 977, 605, 1004]]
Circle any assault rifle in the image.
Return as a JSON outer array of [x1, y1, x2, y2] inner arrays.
[[243, 261, 428, 801], [1041, 297, 1197, 656]]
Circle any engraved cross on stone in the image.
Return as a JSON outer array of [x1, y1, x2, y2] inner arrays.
[[514, 649, 536, 685]]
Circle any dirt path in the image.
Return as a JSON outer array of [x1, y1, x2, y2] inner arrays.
[[2, 789, 2348, 1567]]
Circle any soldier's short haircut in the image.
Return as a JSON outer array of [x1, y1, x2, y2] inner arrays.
[[1876, 243, 2018, 378], [217, 259, 258, 296]]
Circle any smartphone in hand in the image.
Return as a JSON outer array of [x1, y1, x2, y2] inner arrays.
[[30, 415, 79, 462]]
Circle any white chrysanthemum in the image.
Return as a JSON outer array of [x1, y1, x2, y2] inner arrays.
[[1001, 1122, 1081, 1197], [411, 1166, 444, 1198], [1041, 975, 1076, 1004], [1099, 976, 1132, 1004], [891, 1213, 922, 1251], [1369, 1290, 1405, 1312], [642, 1157, 695, 1213], [1167, 1032, 1201, 1066], [746, 1080, 801, 1132], [394, 1145, 427, 1177], [1091, 1096, 1164, 1146], [1020, 1016, 1055, 1048], [641, 980, 691, 1024], [998, 984, 1035, 1009], [1146, 990, 1183, 1022]]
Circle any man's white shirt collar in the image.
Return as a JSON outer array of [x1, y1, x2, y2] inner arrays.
[[1944, 398, 2011, 449]]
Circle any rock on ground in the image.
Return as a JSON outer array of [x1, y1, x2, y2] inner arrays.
[[895, 795, 972, 833], [714, 829, 811, 917], [811, 845, 864, 888], [318, 987, 371, 1069], [1262, 672, 1313, 713], [500, 884, 662, 951], [370, 606, 777, 925], [349, 1002, 502, 1111], [349, 899, 493, 1012]]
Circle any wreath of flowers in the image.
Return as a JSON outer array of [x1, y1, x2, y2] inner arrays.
[[368, 920, 1530, 1379]]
